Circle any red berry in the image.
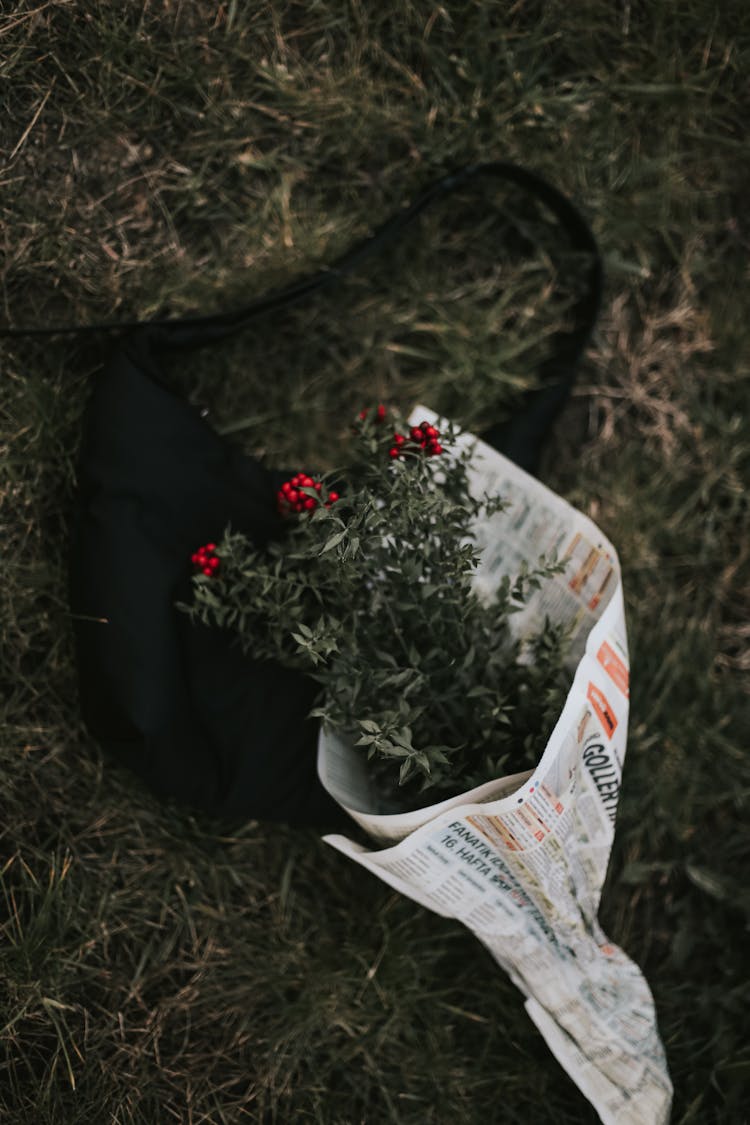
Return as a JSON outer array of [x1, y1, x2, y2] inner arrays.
[[313, 481, 322, 491], [358, 409, 368, 420], [393, 433, 405, 445], [303, 497, 316, 510], [410, 427, 423, 442], [299, 475, 313, 487], [206, 542, 216, 552], [328, 491, 339, 502], [202, 566, 213, 576], [430, 443, 443, 455], [388, 447, 400, 459], [424, 425, 438, 439], [209, 556, 220, 568], [376, 404, 386, 421]]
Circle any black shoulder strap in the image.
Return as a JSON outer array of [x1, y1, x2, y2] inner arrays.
[[0, 162, 602, 362]]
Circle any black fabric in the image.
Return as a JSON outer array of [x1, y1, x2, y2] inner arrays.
[[69, 335, 343, 827], [6, 162, 603, 829]]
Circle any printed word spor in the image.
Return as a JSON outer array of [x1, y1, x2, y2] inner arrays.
[[277, 473, 339, 516], [389, 420, 443, 459], [191, 543, 220, 578]]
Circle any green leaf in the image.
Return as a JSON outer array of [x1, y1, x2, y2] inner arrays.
[[426, 746, 452, 766], [383, 669, 416, 688], [399, 760, 414, 785], [381, 744, 410, 759], [319, 530, 347, 555]]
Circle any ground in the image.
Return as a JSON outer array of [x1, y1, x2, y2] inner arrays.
[[1, 3, 748, 1123]]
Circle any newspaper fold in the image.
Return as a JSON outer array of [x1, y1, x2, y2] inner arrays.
[[317, 408, 672, 1124]]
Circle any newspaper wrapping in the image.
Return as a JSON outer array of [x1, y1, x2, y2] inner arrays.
[[317, 408, 673, 1125]]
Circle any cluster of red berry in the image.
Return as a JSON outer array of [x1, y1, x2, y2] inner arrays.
[[191, 542, 220, 577], [358, 403, 387, 423], [389, 420, 443, 459], [276, 473, 340, 516]]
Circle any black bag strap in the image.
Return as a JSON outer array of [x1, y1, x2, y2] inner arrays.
[[0, 161, 602, 363]]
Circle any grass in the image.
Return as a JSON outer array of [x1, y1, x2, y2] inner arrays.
[[1, 1, 749, 1122]]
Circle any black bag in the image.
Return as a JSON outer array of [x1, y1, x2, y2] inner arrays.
[[5, 163, 602, 828]]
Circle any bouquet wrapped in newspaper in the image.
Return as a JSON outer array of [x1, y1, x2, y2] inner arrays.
[[187, 404, 673, 1124]]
